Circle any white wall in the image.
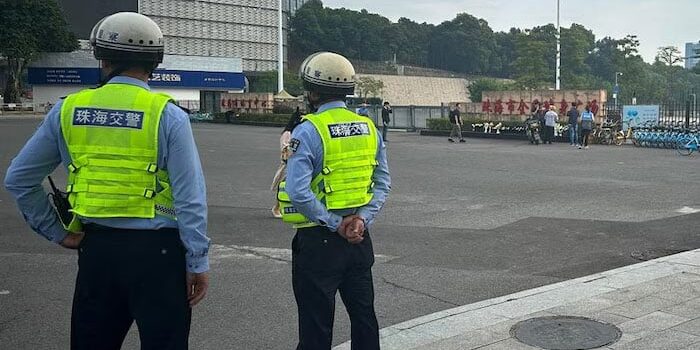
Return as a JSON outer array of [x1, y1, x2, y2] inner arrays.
[[33, 85, 87, 107], [152, 88, 199, 101]]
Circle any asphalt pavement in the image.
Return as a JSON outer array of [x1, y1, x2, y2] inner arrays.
[[1, 117, 699, 349]]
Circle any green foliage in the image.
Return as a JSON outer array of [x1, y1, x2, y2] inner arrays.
[[468, 79, 512, 102], [426, 118, 453, 131], [356, 76, 384, 98], [213, 113, 292, 124], [248, 71, 304, 96], [0, 0, 77, 102], [289, 2, 700, 104]]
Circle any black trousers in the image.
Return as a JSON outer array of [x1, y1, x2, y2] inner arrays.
[[71, 225, 191, 350], [292, 226, 379, 350]]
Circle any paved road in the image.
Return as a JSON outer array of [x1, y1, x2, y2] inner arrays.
[[1, 118, 699, 349]]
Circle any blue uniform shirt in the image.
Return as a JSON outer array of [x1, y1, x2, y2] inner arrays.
[[285, 101, 391, 231], [4, 76, 210, 273]]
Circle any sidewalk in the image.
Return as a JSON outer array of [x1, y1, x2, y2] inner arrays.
[[335, 249, 700, 350]]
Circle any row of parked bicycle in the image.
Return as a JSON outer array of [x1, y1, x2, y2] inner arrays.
[[472, 119, 700, 155]]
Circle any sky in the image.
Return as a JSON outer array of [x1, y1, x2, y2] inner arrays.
[[322, 0, 699, 64]]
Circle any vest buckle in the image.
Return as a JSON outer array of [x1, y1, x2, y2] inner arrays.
[[143, 189, 156, 198], [67, 163, 79, 173], [146, 163, 158, 174]]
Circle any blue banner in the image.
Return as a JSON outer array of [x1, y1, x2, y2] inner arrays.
[[28, 67, 245, 90], [28, 68, 100, 85]]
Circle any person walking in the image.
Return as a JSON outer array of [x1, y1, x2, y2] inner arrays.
[[381, 101, 392, 142], [278, 52, 391, 350], [271, 107, 304, 218], [566, 102, 580, 146], [544, 105, 558, 144], [4, 12, 209, 349], [448, 103, 466, 143], [579, 106, 595, 149]]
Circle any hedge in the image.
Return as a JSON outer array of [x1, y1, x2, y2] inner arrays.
[[213, 112, 292, 124], [427, 118, 525, 131]]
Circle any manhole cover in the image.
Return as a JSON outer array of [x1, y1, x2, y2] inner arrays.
[[511, 316, 621, 350], [631, 248, 688, 261]]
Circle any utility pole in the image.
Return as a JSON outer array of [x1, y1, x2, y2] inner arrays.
[[555, 0, 561, 90], [277, 0, 284, 93]]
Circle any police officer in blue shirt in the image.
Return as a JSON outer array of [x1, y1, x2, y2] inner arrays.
[[283, 52, 391, 349], [4, 13, 209, 349]]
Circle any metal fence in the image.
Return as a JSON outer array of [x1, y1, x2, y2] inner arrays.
[[604, 98, 700, 127], [348, 105, 449, 130]]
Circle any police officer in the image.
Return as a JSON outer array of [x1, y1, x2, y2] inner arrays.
[[279, 52, 391, 350], [4, 12, 209, 349]]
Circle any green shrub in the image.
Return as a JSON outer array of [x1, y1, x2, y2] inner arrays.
[[426, 118, 452, 130], [213, 112, 292, 124]]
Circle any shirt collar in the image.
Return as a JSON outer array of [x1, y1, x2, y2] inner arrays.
[[316, 100, 347, 114], [107, 76, 151, 90]]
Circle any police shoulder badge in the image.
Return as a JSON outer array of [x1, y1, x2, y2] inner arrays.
[[289, 138, 301, 153]]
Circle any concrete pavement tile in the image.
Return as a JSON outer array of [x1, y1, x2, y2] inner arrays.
[[609, 329, 699, 350], [678, 342, 700, 350], [377, 329, 442, 350], [588, 263, 687, 289], [379, 326, 401, 339], [661, 251, 700, 267], [411, 329, 507, 350], [674, 318, 700, 336], [605, 295, 682, 318], [619, 311, 689, 338], [476, 338, 540, 350], [408, 308, 510, 339], [658, 282, 700, 303], [546, 296, 620, 315], [485, 284, 615, 318], [664, 298, 700, 319]]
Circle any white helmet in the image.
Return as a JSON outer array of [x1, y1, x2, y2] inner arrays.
[[90, 12, 164, 63], [299, 52, 356, 96]]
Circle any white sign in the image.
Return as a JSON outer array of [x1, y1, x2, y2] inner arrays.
[[622, 105, 660, 130]]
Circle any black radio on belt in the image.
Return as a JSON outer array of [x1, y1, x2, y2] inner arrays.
[[47, 176, 75, 228]]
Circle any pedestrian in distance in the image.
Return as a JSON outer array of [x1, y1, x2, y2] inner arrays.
[[579, 105, 595, 149], [4, 12, 209, 350], [448, 103, 466, 143], [567, 102, 580, 146], [544, 105, 558, 144], [271, 106, 304, 218], [277, 51, 391, 350], [381, 101, 392, 142]]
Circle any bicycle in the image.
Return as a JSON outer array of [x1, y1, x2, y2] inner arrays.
[[676, 129, 699, 156]]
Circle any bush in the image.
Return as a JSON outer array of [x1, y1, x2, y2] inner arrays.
[[427, 118, 452, 130], [213, 112, 292, 124]]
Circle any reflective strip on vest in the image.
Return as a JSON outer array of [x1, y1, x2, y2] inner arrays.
[[60, 84, 176, 219], [279, 108, 378, 226]]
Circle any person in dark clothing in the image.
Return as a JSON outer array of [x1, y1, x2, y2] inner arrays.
[[381, 101, 392, 142], [566, 102, 580, 146], [285, 106, 304, 132], [448, 103, 465, 143]]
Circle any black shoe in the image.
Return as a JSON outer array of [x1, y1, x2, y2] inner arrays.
[[459, 139, 466, 143], [448, 138, 455, 142]]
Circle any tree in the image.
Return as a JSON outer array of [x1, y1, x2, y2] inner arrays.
[[355, 76, 384, 98], [0, 0, 78, 102], [655, 46, 684, 66], [512, 28, 554, 89], [467, 78, 512, 102]]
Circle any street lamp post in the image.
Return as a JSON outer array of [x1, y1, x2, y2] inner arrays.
[[277, 0, 284, 93], [614, 72, 623, 110], [555, 0, 561, 90]]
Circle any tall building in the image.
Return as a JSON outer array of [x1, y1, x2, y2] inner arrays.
[[58, 0, 309, 72], [685, 42, 700, 70]]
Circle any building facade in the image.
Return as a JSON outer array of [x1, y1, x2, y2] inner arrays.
[[685, 42, 700, 70], [58, 0, 309, 72]]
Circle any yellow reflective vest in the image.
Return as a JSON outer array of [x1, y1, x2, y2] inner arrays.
[[278, 108, 379, 227], [59, 83, 176, 220]]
